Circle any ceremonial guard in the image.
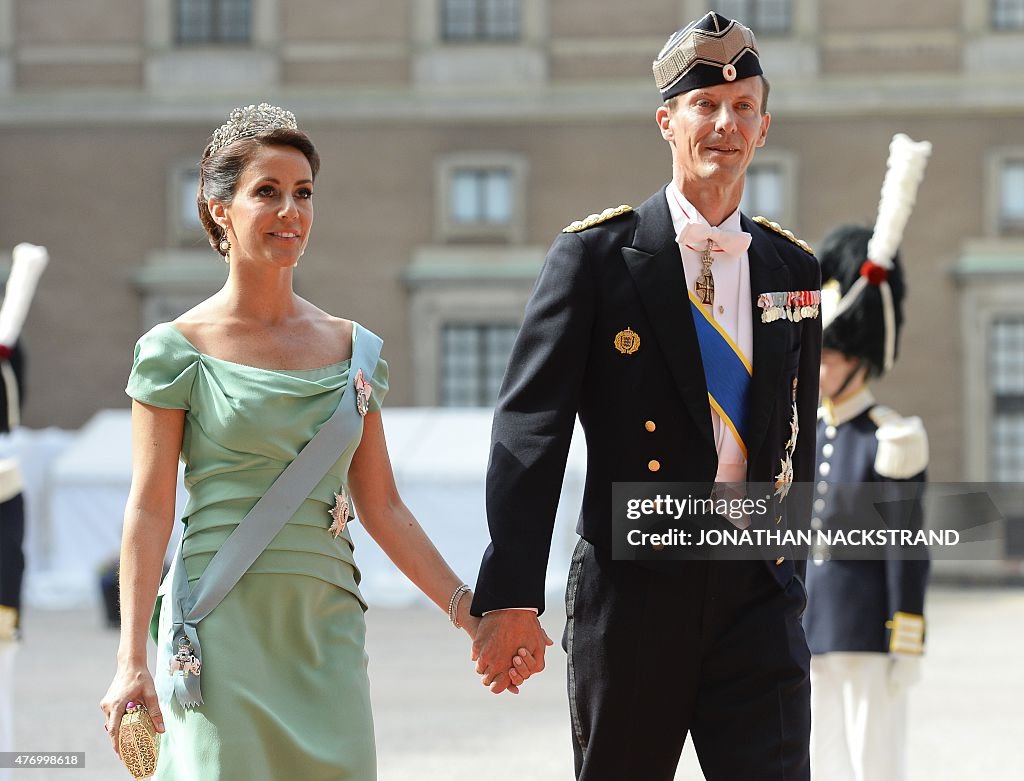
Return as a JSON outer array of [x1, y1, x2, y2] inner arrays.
[[803, 135, 932, 781], [0, 243, 48, 777], [471, 12, 821, 781]]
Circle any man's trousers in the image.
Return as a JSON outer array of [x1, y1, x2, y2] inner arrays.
[[563, 539, 811, 781]]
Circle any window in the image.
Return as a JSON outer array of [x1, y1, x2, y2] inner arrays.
[[450, 168, 513, 226], [993, 0, 1024, 30], [740, 162, 785, 221], [168, 163, 207, 245], [990, 317, 1024, 481], [177, 167, 202, 232], [442, 0, 521, 42], [134, 251, 228, 332], [716, 0, 792, 35], [440, 323, 519, 406], [175, 0, 252, 45], [999, 160, 1024, 234], [436, 153, 526, 243]]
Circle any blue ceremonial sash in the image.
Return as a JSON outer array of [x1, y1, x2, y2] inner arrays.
[[688, 290, 752, 457]]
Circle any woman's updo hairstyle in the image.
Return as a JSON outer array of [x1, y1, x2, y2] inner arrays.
[[196, 104, 320, 256]]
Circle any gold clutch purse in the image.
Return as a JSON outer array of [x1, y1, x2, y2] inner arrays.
[[118, 702, 160, 779]]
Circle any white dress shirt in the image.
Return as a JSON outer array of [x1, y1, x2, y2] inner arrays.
[[665, 184, 753, 484]]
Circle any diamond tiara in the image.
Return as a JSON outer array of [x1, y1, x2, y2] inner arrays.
[[208, 102, 298, 155]]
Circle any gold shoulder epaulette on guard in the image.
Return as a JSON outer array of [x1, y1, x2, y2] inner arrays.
[[753, 216, 814, 255], [563, 205, 634, 233]]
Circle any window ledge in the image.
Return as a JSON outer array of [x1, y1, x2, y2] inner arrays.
[[146, 49, 278, 91], [414, 45, 547, 87], [964, 32, 1024, 72], [405, 245, 546, 287], [132, 250, 227, 291], [953, 239, 1024, 282]]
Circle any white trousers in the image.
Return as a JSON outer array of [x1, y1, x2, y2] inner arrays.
[[0, 642, 17, 781], [810, 652, 907, 781]]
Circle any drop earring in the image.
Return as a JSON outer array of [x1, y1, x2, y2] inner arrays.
[[219, 231, 230, 261]]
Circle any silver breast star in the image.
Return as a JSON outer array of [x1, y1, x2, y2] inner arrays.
[[328, 490, 351, 538]]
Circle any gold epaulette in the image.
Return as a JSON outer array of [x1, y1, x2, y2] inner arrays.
[[563, 204, 633, 233], [753, 216, 814, 255]]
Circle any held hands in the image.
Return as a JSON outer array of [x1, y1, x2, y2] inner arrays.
[[455, 593, 541, 694], [99, 663, 165, 755], [472, 610, 554, 695]]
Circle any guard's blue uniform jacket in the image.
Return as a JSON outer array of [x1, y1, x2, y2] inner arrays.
[[803, 387, 929, 656]]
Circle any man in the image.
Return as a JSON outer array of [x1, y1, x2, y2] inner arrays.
[[0, 340, 25, 781], [804, 223, 930, 781], [471, 12, 820, 781], [0, 242, 48, 780]]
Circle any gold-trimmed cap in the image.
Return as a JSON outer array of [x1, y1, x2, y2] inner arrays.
[[653, 12, 762, 101]]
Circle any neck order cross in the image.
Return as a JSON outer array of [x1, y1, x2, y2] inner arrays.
[[695, 238, 716, 306]]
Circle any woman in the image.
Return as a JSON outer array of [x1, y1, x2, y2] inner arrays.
[[100, 104, 536, 779]]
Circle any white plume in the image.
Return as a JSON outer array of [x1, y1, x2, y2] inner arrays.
[[866, 134, 932, 269], [0, 243, 49, 348]]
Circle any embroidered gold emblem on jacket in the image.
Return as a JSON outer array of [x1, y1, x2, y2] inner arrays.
[[614, 327, 641, 355]]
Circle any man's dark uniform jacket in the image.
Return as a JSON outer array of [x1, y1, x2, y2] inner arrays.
[[472, 187, 822, 615]]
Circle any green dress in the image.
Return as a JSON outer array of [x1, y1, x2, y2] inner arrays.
[[126, 321, 389, 781]]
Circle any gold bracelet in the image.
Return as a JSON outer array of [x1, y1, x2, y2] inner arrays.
[[447, 584, 471, 628]]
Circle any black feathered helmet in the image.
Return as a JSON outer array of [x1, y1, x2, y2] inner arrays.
[[819, 224, 906, 380]]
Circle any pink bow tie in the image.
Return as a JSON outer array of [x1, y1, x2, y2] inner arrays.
[[679, 222, 752, 257]]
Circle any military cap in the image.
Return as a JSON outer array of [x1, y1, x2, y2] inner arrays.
[[819, 225, 907, 379], [653, 11, 762, 101]]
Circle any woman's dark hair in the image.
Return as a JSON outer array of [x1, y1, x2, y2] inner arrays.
[[197, 128, 321, 256]]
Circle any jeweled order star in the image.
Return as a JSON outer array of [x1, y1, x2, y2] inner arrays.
[[328, 491, 350, 538]]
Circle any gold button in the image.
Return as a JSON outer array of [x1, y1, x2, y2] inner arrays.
[[648, 459, 661, 472], [775, 556, 785, 565], [644, 420, 656, 432]]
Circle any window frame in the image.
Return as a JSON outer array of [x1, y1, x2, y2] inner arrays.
[[173, 0, 254, 47], [404, 244, 545, 406], [992, 0, 1024, 31], [956, 250, 1024, 482], [435, 152, 527, 244], [411, 0, 547, 86], [440, 0, 522, 43], [986, 148, 1024, 237], [133, 249, 229, 331], [989, 316, 1024, 483], [439, 321, 521, 406], [997, 157, 1024, 235], [167, 159, 208, 246], [713, 0, 794, 36], [740, 149, 798, 228]]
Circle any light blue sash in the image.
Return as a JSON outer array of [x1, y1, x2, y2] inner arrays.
[[688, 291, 752, 457], [166, 327, 382, 708]]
